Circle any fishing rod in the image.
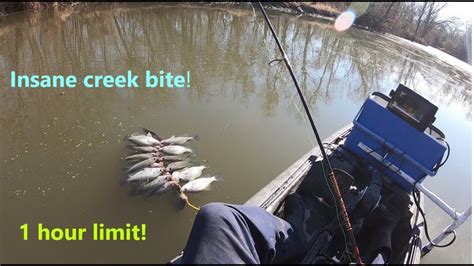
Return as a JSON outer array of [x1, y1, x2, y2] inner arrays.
[[257, 2, 363, 265]]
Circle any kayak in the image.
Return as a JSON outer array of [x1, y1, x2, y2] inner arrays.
[[170, 87, 470, 264]]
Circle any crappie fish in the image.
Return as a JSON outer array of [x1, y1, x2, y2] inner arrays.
[[128, 133, 161, 146], [128, 157, 162, 172], [166, 160, 192, 172], [161, 154, 192, 162], [125, 152, 158, 161], [129, 145, 159, 153], [180, 176, 219, 193], [161, 135, 196, 145], [127, 167, 165, 182], [160, 145, 193, 155], [150, 180, 179, 195], [172, 166, 206, 182], [137, 173, 172, 191]]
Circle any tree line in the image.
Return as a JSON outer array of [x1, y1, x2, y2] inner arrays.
[[354, 2, 471, 64], [293, 2, 471, 65], [1, 2, 472, 65]]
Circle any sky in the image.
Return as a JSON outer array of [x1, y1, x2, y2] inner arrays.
[[439, 2, 473, 24]]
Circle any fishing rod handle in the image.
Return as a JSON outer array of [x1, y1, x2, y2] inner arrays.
[[328, 171, 364, 265]]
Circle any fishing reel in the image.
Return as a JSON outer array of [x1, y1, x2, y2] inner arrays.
[[301, 229, 358, 264], [301, 167, 384, 264]]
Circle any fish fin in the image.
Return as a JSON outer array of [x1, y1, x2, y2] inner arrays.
[[193, 135, 200, 141], [213, 176, 224, 182], [143, 128, 163, 141]]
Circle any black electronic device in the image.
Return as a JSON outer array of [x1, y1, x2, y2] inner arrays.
[[387, 84, 438, 132]]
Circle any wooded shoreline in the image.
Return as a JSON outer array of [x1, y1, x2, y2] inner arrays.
[[0, 2, 471, 65]]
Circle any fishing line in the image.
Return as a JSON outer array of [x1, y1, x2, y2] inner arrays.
[[175, 184, 201, 212], [412, 184, 456, 249], [266, 29, 346, 257], [257, 3, 363, 264], [185, 196, 201, 212], [433, 137, 450, 171], [249, 2, 316, 148], [286, 53, 348, 260], [291, 95, 317, 147], [249, 2, 283, 66], [249, 3, 368, 261]]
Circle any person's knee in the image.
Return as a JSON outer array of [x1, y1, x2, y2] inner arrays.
[[197, 202, 233, 222]]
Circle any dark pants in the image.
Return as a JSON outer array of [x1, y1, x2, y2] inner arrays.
[[181, 203, 302, 264]]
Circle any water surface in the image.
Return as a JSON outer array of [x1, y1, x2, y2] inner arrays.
[[0, 4, 471, 263]]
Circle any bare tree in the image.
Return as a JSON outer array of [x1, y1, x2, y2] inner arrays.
[[420, 2, 448, 39], [413, 2, 427, 40]]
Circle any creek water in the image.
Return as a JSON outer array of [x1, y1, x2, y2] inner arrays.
[[0, 3, 471, 263]]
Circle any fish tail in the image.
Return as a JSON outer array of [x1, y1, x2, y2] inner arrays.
[[184, 159, 198, 166], [121, 176, 132, 184], [135, 185, 152, 194], [127, 166, 137, 173], [143, 128, 163, 141], [126, 139, 140, 146], [214, 176, 224, 182], [144, 189, 155, 197], [127, 144, 141, 149], [124, 132, 142, 140], [146, 187, 162, 196], [126, 166, 142, 176], [192, 135, 200, 141], [128, 186, 144, 196], [125, 155, 140, 161]]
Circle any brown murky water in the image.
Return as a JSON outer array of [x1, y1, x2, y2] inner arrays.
[[0, 3, 471, 263]]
